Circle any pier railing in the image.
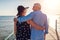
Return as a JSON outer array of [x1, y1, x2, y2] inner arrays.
[[4, 20, 60, 40]]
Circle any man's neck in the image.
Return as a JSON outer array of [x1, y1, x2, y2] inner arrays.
[[33, 10, 40, 12]]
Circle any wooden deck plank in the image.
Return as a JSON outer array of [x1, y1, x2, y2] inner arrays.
[[46, 27, 60, 40]]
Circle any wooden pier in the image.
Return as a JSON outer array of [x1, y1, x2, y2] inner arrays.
[[4, 27, 60, 40], [46, 27, 60, 40]]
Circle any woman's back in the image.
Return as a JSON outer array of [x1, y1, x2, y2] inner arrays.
[[16, 16, 31, 40]]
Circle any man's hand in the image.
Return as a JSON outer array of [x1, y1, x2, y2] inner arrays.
[[44, 34, 46, 40]]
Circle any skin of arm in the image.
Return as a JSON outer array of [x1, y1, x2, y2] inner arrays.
[[27, 20, 45, 30], [14, 18, 17, 36]]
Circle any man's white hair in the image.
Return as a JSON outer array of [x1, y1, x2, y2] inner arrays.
[[34, 3, 41, 6], [34, 3, 41, 10]]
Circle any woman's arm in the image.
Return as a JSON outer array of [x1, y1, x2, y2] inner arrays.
[[27, 20, 45, 30], [14, 18, 17, 35]]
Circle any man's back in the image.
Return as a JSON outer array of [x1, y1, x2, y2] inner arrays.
[[32, 11, 46, 26], [31, 11, 48, 37]]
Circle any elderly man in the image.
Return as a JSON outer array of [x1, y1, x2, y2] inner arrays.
[[18, 3, 48, 40]]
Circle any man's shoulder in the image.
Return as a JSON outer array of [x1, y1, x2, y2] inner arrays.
[[41, 12, 47, 18], [29, 12, 34, 14], [42, 13, 46, 16], [30, 11, 34, 13], [29, 11, 36, 15], [30, 11, 47, 17]]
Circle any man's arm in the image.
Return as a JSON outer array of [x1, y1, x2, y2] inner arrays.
[[18, 12, 34, 23], [44, 15, 49, 34], [44, 15, 48, 40], [27, 20, 45, 30]]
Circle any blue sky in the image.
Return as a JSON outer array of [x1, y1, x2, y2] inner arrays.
[[0, 0, 60, 16], [0, 0, 27, 16], [0, 0, 42, 16]]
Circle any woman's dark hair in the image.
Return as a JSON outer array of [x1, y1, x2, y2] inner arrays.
[[17, 5, 25, 16]]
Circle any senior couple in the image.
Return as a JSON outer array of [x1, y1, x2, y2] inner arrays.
[[14, 3, 48, 40]]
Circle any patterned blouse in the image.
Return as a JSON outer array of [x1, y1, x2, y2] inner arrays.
[[16, 16, 31, 40]]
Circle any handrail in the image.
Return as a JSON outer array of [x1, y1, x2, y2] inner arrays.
[[55, 20, 60, 40], [4, 32, 14, 40]]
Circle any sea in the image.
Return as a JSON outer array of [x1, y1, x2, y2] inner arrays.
[[0, 16, 14, 40], [0, 16, 60, 40]]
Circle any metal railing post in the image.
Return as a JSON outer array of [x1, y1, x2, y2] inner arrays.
[[55, 20, 59, 40]]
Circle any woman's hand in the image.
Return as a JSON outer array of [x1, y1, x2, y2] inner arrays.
[[14, 31, 16, 36], [27, 20, 30, 24]]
